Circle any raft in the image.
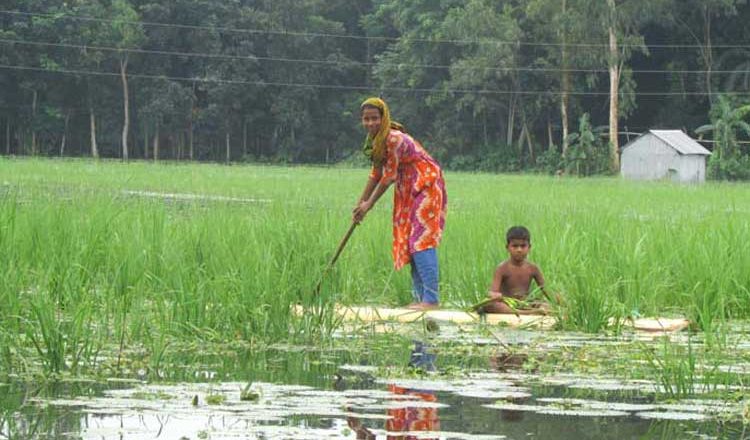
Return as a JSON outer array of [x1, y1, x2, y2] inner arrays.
[[293, 304, 690, 333]]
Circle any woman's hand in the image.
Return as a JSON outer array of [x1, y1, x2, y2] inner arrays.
[[352, 200, 372, 224]]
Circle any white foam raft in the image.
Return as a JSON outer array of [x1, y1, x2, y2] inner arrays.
[[293, 304, 690, 333]]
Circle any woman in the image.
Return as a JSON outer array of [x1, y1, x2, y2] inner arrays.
[[352, 97, 447, 310]]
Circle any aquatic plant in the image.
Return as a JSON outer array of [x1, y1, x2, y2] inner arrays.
[[641, 337, 698, 398]]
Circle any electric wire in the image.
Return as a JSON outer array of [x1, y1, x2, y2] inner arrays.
[[3, 38, 750, 75], [3, 9, 750, 50], [1, 63, 747, 97]]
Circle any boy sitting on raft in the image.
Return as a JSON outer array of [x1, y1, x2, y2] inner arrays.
[[477, 226, 553, 315]]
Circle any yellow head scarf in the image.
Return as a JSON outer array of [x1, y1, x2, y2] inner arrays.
[[361, 97, 405, 165]]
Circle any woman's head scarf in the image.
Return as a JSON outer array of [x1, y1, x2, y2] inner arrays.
[[361, 97, 405, 165]]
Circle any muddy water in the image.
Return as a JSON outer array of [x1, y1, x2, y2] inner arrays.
[[2, 325, 748, 439]]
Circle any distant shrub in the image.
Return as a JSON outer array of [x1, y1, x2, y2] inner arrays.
[[707, 153, 750, 180], [536, 147, 563, 174]]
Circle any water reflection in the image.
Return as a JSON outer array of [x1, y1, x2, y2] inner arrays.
[[385, 382, 440, 439], [348, 339, 441, 439], [408, 340, 437, 372], [1, 382, 108, 440], [489, 352, 529, 372], [3, 331, 749, 439]]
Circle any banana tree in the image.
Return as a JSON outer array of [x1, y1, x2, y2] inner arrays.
[[695, 95, 750, 160], [695, 95, 750, 179]]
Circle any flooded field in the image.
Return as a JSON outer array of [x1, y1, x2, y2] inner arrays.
[[2, 161, 750, 438], [3, 322, 749, 440]]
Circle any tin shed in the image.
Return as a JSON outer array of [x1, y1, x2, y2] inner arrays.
[[620, 130, 712, 183]]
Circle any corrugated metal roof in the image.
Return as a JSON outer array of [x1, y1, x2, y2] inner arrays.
[[649, 130, 712, 155]]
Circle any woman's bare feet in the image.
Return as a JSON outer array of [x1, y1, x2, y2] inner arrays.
[[405, 302, 439, 311]]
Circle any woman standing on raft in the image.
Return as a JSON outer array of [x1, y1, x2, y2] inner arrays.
[[352, 97, 447, 310]]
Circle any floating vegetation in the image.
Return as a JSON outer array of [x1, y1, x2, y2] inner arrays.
[[540, 376, 657, 393], [537, 397, 657, 412], [338, 364, 379, 375], [454, 389, 532, 400], [636, 411, 710, 421], [31, 381, 443, 438], [485, 402, 631, 418], [205, 392, 226, 405], [240, 383, 262, 402], [486, 396, 745, 422]]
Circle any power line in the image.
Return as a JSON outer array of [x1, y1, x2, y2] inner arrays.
[[1, 63, 748, 98], [3, 9, 750, 50], [4, 38, 750, 76], [0, 38, 365, 69]]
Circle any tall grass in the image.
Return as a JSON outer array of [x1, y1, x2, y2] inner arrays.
[[641, 337, 699, 398], [639, 331, 747, 400], [1, 157, 749, 374]]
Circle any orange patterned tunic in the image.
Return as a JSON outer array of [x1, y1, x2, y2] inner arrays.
[[369, 130, 447, 270]]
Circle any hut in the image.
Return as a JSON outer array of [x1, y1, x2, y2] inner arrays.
[[620, 130, 712, 183]]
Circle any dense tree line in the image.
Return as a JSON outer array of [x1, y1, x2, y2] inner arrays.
[[1, 0, 750, 177]]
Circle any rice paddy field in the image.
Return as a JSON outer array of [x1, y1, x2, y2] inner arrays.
[[1, 157, 750, 439]]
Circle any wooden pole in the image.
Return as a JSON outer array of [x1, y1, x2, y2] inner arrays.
[[313, 222, 358, 296]]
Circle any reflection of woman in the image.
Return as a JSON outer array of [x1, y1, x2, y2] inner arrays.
[[345, 384, 440, 440], [346, 341, 440, 439], [386, 384, 440, 439], [352, 97, 447, 310]]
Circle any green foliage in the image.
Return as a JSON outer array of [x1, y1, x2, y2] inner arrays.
[[707, 154, 750, 180], [697, 95, 750, 180], [205, 393, 226, 405], [558, 273, 623, 333], [562, 114, 608, 176], [641, 338, 698, 399], [639, 333, 739, 400], [3, 0, 750, 174], [446, 143, 522, 173], [535, 147, 563, 174]]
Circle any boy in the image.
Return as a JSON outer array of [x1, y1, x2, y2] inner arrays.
[[478, 226, 551, 315]]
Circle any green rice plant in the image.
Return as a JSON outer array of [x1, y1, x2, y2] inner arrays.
[[2, 157, 750, 376], [556, 272, 622, 333], [692, 290, 729, 350], [23, 291, 99, 375], [640, 337, 698, 399], [0, 328, 24, 375], [640, 332, 748, 402]]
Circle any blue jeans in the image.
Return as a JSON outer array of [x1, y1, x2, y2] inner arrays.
[[410, 248, 439, 304]]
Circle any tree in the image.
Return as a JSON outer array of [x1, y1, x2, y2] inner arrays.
[[139, 79, 192, 160], [675, 0, 746, 103], [524, 0, 585, 156], [5, 0, 750, 176], [440, 1, 525, 150], [364, 0, 527, 161], [64, 0, 113, 159], [109, 0, 145, 160], [569, 0, 671, 173], [564, 113, 607, 176], [695, 95, 750, 179]]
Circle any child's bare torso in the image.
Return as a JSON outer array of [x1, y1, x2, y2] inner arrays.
[[497, 260, 540, 299]]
